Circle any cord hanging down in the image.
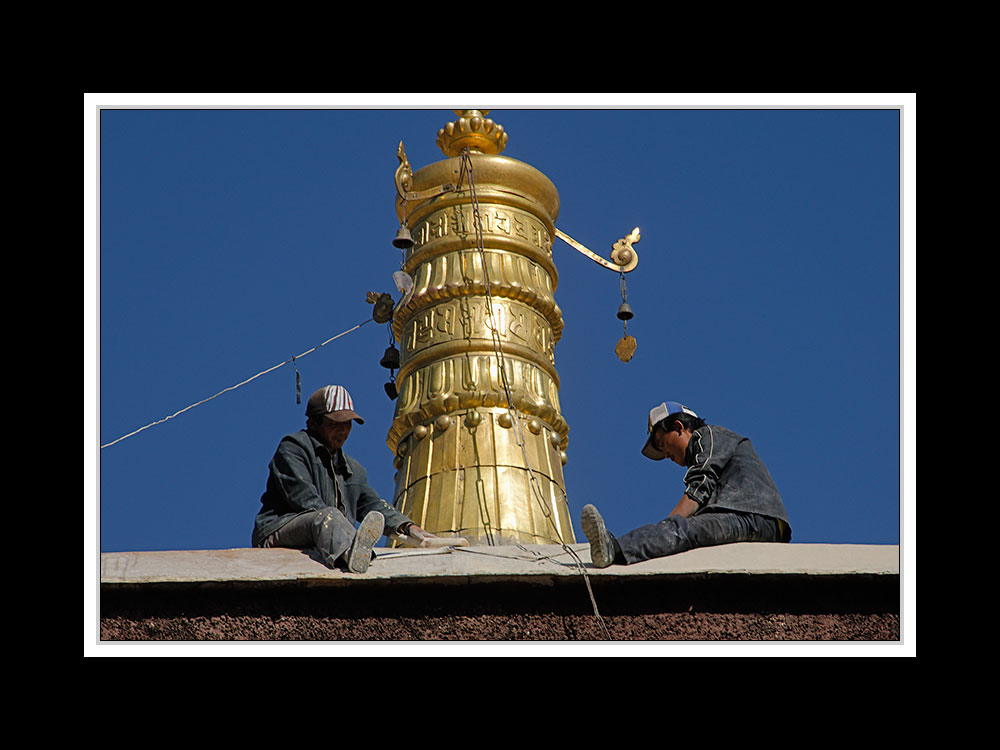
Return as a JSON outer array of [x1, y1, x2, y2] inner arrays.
[[100, 318, 373, 449], [458, 149, 612, 640]]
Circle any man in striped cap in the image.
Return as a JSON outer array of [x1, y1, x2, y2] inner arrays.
[[581, 401, 791, 568], [252, 385, 435, 573]]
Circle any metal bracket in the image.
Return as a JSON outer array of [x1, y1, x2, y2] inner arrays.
[[554, 227, 640, 273], [400, 183, 456, 202], [395, 140, 456, 204]]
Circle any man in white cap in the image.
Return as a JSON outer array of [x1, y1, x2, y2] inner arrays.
[[581, 401, 791, 568], [252, 385, 435, 573]]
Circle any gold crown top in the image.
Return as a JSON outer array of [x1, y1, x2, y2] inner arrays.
[[436, 109, 508, 157]]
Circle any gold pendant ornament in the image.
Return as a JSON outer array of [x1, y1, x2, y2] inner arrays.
[[615, 334, 637, 362]]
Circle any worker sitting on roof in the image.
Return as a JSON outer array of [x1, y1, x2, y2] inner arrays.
[[581, 401, 792, 568], [252, 384, 436, 573]]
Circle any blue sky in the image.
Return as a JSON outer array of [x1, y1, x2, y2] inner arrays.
[[88, 96, 913, 568]]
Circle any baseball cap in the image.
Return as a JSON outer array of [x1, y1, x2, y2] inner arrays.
[[641, 401, 699, 460], [306, 385, 365, 424]]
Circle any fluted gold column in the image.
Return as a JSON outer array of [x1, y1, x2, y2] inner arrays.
[[388, 110, 574, 546]]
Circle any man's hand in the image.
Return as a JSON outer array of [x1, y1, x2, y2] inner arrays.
[[394, 523, 468, 548], [669, 493, 700, 519], [404, 524, 436, 543]]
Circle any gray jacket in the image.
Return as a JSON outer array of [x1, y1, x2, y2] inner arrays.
[[683, 425, 790, 529], [252, 429, 410, 547]]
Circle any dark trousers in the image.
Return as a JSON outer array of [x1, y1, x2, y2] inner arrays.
[[615, 509, 790, 565], [261, 507, 357, 567]]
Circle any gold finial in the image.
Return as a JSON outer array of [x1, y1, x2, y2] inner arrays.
[[436, 109, 508, 157], [611, 227, 641, 268], [394, 141, 413, 200]]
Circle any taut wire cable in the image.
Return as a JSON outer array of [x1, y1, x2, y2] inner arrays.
[[100, 318, 373, 449]]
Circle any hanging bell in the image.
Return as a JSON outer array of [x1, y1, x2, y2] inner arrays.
[[616, 301, 634, 321], [379, 344, 400, 370], [392, 224, 414, 250]]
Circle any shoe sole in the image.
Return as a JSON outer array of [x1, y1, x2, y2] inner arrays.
[[581, 504, 611, 568], [347, 512, 385, 574]]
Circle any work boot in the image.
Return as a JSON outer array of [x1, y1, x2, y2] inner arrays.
[[346, 511, 385, 574], [581, 504, 618, 568]]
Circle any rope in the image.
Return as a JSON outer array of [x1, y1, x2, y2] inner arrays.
[[100, 318, 373, 449], [458, 150, 613, 641]]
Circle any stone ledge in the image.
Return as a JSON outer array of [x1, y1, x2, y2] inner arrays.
[[100, 542, 899, 589]]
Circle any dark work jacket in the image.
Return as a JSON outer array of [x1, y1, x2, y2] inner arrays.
[[252, 430, 410, 547], [682, 425, 791, 532]]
